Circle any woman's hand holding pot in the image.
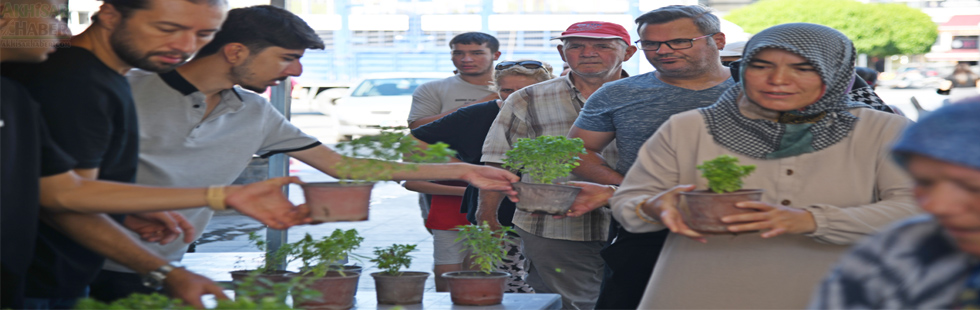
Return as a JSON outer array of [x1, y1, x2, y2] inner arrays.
[[722, 201, 817, 238], [640, 184, 706, 243]]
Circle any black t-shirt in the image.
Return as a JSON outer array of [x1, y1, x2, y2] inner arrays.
[[410, 100, 517, 227], [0, 77, 76, 308], [2, 47, 137, 298]]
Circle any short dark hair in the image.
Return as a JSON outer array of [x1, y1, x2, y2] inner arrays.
[[449, 32, 499, 53], [634, 5, 720, 36], [195, 5, 325, 58], [96, 0, 226, 23]]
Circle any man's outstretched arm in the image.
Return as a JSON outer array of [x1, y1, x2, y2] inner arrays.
[[288, 145, 519, 197], [39, 172, 310, 230]]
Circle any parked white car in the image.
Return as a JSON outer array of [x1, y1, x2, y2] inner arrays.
[[291, 81, 350, 113], [317, 72, 450, 139]]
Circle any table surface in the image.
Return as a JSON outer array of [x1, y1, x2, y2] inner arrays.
[[353, 293, 561, 309], [204, 291, 562, 310]]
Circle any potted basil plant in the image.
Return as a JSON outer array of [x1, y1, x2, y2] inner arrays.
[[228, 232, 296, 302], [501, 135, 587, 215], [442, 221, 515, 306], [72, 290, 312, 309], [302, 127, 455, 223], [369, 243, 429, 304], [680, 154, 762, 234], [288, 229, 365, 310]]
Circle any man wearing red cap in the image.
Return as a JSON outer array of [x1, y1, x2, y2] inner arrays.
[[480, 20, 636, 309], [565, 5, 734, 309]]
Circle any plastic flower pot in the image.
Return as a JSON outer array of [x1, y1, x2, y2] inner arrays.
[[679, 189, 765, 234], [511, 182, 582, 215], [290, 270, 360, 310], [442, 271, 509, 306], [229, 270, 295, 302], [301, 182, 375, 223], [370, 271, 429, 305]]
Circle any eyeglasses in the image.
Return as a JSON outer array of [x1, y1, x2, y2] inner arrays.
[[634, 33, 717, 51], [495, 61, 544, 71]]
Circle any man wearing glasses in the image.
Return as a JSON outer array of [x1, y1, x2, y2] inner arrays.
[[566, 5, 734, 309], [481, 21, 636, 309]]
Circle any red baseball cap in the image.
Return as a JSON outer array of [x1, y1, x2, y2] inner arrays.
[[553, 21, 631, 44]]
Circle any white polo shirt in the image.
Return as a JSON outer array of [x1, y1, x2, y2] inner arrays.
[[102, 69, 319, 273]]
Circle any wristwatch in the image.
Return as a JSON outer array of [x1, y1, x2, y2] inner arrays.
[[141, 262, 184, 290]]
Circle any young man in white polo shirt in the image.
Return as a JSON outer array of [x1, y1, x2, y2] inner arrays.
[[89, 5, 519, 301]]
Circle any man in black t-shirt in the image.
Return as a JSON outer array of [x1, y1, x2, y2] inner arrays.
[[1, 0, 312, 308], [0, 1, 225, 308]]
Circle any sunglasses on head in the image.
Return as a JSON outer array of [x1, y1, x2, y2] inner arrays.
[[495, 61, 544, 71]]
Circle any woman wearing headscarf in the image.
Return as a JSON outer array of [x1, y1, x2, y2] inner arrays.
[[609, 23, 921, 309]]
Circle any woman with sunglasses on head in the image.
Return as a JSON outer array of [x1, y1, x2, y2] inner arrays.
[[608, 23, 920, 309], [405, 60, 554, 293]]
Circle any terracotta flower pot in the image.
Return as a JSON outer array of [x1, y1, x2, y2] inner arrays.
[[301, 182, 375, 223], [371, 271, 429, 305], [442, 271, 509, 306], [511, 182, 582, 215], [229, 269, 295, 302], [291, 270, 360, 310], [300, 265, 363, 294], [679, 189, 764, 234]]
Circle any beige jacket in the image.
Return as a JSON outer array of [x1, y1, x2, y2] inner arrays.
[[610, 108, 920, 309]]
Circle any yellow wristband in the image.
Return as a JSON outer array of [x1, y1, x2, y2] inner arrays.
[[206, 185, 227, 211], [635, 199, 659, 225]]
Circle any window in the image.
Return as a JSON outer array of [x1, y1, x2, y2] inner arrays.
[[496, 30, 563, 50], [351, 30, 409, 48], [952, 36, 979, 50]]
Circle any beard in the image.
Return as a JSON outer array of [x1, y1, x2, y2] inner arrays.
[[109, 24, 190, 73], [230, 58, 287, 93], [648, 52, 714, 79]]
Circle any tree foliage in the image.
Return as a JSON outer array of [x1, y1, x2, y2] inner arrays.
[[724, 0, 937, 56]]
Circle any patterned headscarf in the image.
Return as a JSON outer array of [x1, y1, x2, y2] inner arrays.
[[700, 23, 868, 159]]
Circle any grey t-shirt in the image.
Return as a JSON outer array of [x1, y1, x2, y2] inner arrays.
[[102, 70, 319, 273], [407, 75, 494, 124], [574, 72, 734, 174]]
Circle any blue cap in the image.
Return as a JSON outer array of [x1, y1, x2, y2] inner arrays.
[[892, 97, 980, 170]]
